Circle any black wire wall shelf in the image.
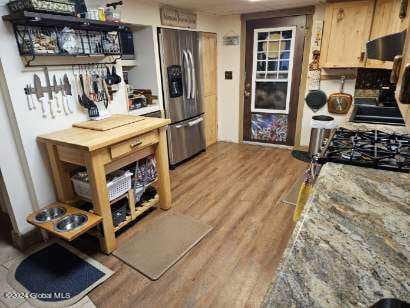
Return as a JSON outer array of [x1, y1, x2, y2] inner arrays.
[[2, 11, 129, 67]]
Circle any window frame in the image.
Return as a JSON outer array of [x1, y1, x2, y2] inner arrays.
[[250, 26, 296, 114]]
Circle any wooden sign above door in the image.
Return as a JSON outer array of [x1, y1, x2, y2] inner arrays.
[[160, 6, 197, 29]]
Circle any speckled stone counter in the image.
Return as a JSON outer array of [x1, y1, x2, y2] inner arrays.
[[262, 163, 410, 308], [340, 121, 409, 134]]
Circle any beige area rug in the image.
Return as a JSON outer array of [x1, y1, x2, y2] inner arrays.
[[113, 213, 213, 280], [282, 176, 304, 206]]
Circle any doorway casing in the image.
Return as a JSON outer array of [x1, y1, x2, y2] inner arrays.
[[239, 6, 315, 150]]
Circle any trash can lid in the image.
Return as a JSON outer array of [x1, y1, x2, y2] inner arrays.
[[311, 115, 337, 129], [312, 115, 334, 121]]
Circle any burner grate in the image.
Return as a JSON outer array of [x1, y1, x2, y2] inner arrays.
[[321, 128, 410, 172]]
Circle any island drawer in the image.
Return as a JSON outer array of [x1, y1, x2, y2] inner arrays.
[[110, 130, 159, 159]]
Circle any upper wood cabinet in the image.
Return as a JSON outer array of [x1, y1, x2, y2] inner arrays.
[[321, 0, 410, 68], [395, 17, 410, 129], [366, 0, 409, 69], [321, 1, 374, 68]]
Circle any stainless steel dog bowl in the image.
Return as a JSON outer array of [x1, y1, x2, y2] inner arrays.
[[55, 214, 88, 232], [35, 207, 67, 223]]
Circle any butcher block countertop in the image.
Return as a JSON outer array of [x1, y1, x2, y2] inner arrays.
[[37, 115, 170, 151], [263, 163, 410, 308]]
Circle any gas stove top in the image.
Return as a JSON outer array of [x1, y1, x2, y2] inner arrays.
[[320, 128, 410, 173]]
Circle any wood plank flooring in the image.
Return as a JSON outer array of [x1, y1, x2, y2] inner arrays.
[[74, 142, 307, 308]]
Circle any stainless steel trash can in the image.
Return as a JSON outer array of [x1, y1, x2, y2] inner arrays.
[[308, 115, 335, 157]]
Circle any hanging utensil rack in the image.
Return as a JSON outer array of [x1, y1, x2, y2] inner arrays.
[[2, 11, 129, 67]]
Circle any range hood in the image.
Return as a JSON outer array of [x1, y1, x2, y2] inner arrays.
[[366, 30, 407, 61]]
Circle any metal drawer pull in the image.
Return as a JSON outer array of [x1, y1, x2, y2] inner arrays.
[[130, 141, 142, 148], [188, 117, 203, 127]]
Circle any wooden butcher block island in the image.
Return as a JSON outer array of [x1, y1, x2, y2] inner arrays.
[[33, 115, 171, 253]]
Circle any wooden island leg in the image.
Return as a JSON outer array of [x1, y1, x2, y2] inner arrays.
[[85, 151, 116, 254], [46, 144, 76, 202], [155, 127, 172, 210]]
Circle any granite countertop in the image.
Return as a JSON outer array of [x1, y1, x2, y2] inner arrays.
[[340, 121, 409, 134], [263, 163, 410, 308]]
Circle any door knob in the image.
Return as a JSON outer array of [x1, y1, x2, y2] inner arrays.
[[244, 90, 251, 97]]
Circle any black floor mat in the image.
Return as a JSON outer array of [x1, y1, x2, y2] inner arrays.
[[15, 243, 105, 302], [291, 150, 311, 163]]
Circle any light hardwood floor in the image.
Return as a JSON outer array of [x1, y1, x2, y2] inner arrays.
[[75, 142, 307, 308]]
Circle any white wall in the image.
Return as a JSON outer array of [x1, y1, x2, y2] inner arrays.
[[126, 27, 159, 94], [216, 15, 242, 143], [0, 60, 34, 234]]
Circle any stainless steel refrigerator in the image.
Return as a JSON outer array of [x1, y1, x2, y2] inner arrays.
[[158, 28, 205, 167]]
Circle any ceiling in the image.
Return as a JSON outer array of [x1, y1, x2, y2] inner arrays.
[[147, 0, 320, 15]]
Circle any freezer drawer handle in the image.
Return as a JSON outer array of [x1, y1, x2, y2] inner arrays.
[[188, 117, 203, 127], [183, 50, 192, 99]]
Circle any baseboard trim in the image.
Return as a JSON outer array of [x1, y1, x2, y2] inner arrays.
[[293, 145, 309, 151], [11, 228, 43, 251], [242, 141, 293, 150]]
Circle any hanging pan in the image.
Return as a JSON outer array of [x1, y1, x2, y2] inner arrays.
[[305, 90, 327, 112]]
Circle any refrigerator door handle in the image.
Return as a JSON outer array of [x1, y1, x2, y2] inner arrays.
[[188, 117, 203, 127], [187, 49, 196, 100], [182, 50, 191, 99]]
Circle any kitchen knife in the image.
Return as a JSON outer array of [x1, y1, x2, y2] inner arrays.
[[24, 84, 34, 110], [60, 78, 70, 115], [44, 69, 55, 118], [34, 74, 47, 118], [53, 75, 62, 114], [28, 84, 36, 110], [63, 73, 74, 113]]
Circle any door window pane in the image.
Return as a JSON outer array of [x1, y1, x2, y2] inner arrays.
[[255, 82, 288, 110], [268, 41, 279, 53], [280, 40, 291, 51], [258, 32, 268, 40], [280, 51, 290, 59], [267, 52, 278, 60], [281, 30, 292, 39], [258, 42, 265, 52], [257, 52, 266, 60], [268, 61, 277, 71], [257, 61, 266, 71], [268, 32, 281, 40], [266, 72, 277, 79], [279, 60, 289, 71], [278, 72, 288, 79], [256, 72, 266, 79]]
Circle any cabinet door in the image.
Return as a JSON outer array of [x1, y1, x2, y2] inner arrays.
[[200, 32, 218, 147], [396, 17, 410, 129], [204, 95, 217, 146], [201, 33, 217, 97], [366, 0, 410, 69], [321, 1, 374, 68]]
